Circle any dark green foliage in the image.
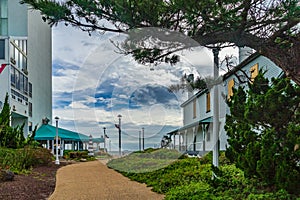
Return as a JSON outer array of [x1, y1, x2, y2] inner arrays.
[[225, 73, 300, 194], [21, 0, 300, 85], [165, 181, 215, 200], [0, 94, 26, 148], [0, 147, 53, 174], [63, 150, 95, 161]]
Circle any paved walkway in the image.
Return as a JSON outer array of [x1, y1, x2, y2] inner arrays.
[[48, 160, 165, 200]]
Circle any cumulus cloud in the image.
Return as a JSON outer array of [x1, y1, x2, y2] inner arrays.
[[52, 24, 238, 151]]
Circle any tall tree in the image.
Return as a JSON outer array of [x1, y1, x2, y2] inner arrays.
[[225, 72, 300, 193], [21, 0, 300, 85], [0, 94, 10, 144], [0, 94, 26, 148]]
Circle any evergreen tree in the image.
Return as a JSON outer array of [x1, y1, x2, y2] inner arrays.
[[21, 0, 300, 85], [225, 73, 300, 194], [0, 94, 11, 146], [0, 93, 26, 148]]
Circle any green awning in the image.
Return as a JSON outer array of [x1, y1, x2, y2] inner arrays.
[[177, 117, 213, 133], [200, 117, 213, 123], [34, 124, 104, 142]]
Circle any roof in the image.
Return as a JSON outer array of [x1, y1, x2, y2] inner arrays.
[[179, 117, 212, 132], [181, 52, 261, 107], [181, 89, 208, 107], [34, 124, 104, 142], [165, 117, 213, 135], [223, 52, 260, 80]]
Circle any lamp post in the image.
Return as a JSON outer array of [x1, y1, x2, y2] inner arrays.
[[103, 127, 106, 152], [55, 116, 60, 165], [142, 127, 145, 151], [212, 47, 220, 168], [117, 114, 122, 156], [139, 130, 141, 151]]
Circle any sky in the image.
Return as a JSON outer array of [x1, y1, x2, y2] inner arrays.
[[51, 24, 238, 151]]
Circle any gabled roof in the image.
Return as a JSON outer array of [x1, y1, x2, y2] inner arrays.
[[181, 52, 261, 107], [34, 124, 104, 142], [223, 52, 260, 81]]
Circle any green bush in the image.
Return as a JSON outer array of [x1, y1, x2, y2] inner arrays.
[[123, 159, 212, 194], [0, 147, 53, 173], [63, 150, 95, 161], [166, 181, 215, 200], [246, 189, 292, 200]]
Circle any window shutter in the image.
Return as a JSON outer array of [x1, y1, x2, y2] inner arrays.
[[206, 92, 211, 112], [228, 79, 235, 99], [250, 63, 259, 82]]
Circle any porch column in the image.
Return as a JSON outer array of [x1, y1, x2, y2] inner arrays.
[[185, 131, 187, 151], [51, 140, 54, 154], [60, 140, 64, 157], [202, 124, 206, 153], [47, 140, 50, 149], [173, 133, 176, 149], [179, 133, 181, 151], [192, 127, 196, 151], [77, 141, 80, 151]]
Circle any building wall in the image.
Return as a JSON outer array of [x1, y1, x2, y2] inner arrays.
[[27, 9, 52, 129], [8, 0, 27, 36], [0, 0, 52, 135], [180, 55, 282, 153]]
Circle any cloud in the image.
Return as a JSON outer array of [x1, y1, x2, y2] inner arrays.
[[52, 25, 238, 151]]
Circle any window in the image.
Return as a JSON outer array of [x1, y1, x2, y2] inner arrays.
[[0, 0, 8, 35], [29, 82, 32, 98], [0, 39, 5, 59], [250, 63, 259, 82], [24, 77, 28, 95], [206, 92, 211, 112], [15, 70, 20, 90], [20, 73, 24, 93], [29, 102, 32, 117], [28, 122, 32, 132], [193, 99, 197, 118], [228, 79, 235, 99], [10, 66, 15, 86]]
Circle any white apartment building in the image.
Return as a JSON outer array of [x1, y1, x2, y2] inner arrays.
[[0, 0, 52, 135]]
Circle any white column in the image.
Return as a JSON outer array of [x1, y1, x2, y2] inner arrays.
[[51, 140, 54, 154], [179, 132, 181, 151], [60, 140, 64, 157], [47, 140, 50, 149]]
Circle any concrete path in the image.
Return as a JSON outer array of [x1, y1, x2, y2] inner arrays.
[[48, 160, 165, 200]]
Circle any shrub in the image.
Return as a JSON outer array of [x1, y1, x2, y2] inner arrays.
[[63, 150, 94, 161], [0, 147, 53, 173], [166, 181, 215, 200], [246, 189, 292, 200]]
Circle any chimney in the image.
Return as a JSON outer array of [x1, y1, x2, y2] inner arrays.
[[238, 46, 253, 63]]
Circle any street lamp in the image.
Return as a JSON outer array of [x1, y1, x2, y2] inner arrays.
[[103, 127, 106, 152], [212, 47, 220, 168], [55, 116, 60, 165], [117, 114, 122, 156], [139, 130, 141, 151], [142, 127, 145, 151]]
